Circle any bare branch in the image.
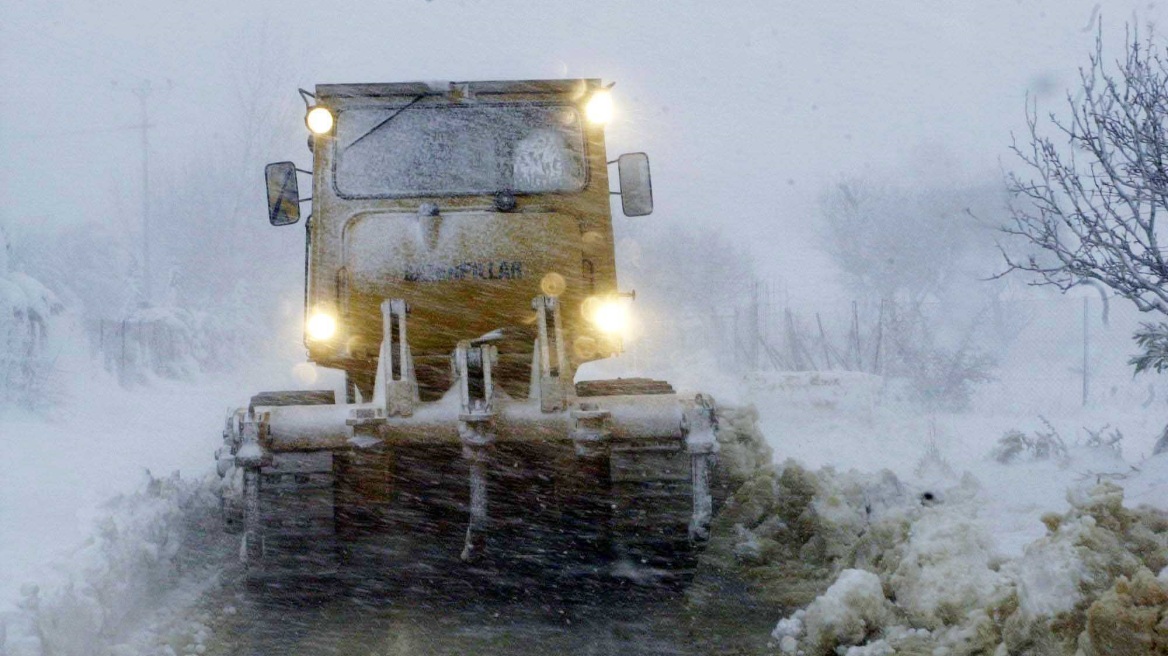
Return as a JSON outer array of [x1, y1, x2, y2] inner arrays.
[[1001, 23, 1168, 317]]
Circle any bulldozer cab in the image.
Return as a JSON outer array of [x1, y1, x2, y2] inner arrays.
[[265, 80, 653, 402]]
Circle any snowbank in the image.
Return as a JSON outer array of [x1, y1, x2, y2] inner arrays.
[[1084, 567, 1168, 654], [794, 568, 895, 654], [0, 472, 224, 656], [711, 457, 1168, 655], [697, 392, 1168, 655]]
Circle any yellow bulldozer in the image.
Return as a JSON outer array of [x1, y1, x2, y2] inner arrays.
[[215, 79, 722, 582]]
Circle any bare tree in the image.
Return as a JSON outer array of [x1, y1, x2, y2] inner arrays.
[[820, 179, 1003, 311], [1002, 25, 1168, 452], [817, 177, 1007, 409], [1002, 26, 1168, 313]]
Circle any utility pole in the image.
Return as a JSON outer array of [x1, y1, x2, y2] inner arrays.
[[131, 80, 153, 306], [1082, 296, 1090, 407], [748, 281, 760, 371]]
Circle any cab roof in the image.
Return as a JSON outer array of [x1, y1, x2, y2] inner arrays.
[[315, 79, 601, 101]]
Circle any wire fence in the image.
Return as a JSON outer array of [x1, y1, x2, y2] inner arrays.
[[73, 285, 1167, 414], [625, 288, 1166, 414], [970, 295, 1162, 414], [84, 310, 248, 386], [86, 318, 197, 385]]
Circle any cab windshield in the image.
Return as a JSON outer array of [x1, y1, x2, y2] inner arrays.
[[334, 103, 587, 198]]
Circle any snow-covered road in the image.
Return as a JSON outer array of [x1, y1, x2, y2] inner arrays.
[[4, 368, 1168, 655]]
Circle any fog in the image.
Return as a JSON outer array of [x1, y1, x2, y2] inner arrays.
[[4, 0, 1157, 303], [7, 3, 1168, 655]]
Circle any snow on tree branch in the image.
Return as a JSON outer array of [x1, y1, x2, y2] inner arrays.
[[1002, 25, 1168, 317]]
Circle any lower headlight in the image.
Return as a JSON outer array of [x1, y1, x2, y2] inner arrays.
[[585, 298, 629, 335], [306, 312, 337, 341]]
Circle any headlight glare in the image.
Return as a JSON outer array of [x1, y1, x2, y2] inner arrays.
[[306, 312, 337, 341], [585, 297, 628, 335], [306, 106, 334, 134], [585, 90, 613, 125]]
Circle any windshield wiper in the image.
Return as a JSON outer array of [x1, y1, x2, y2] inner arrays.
[[345, 94, 426, 150]]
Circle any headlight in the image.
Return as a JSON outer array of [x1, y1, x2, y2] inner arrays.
[[585, 90, 613, 125], [306, 312, 337, 341], [583, 297, 628, 335], [305, 106, 334, 134]]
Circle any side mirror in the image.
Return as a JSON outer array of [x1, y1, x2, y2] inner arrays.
[[265, 161, 301, 226], [617, 153, 653, 217]]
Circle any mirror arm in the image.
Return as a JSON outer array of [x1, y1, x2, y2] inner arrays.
[[296, 168, 312, 175], [298, 88, 315, 109], [303, 214, 312, 331]]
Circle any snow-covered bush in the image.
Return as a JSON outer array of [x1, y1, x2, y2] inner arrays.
[[6, 221, 139, 319], [913, 429, 956, 484], [1083, 424, 1124, 457], [814, 178, 1007, 411], [6, 215, 291, 388], [991, 430, 1030, 464], [991, 418, 1069, 464], [0, 226, 64, 408], [1131, 322, 1168, 376], [880, 303, 997, 412]]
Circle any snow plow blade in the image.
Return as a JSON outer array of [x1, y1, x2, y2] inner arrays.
[[216, 298, 722, 582]]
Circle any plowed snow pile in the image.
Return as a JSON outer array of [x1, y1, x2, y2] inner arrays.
[[706, 412, 1168, 656], [0, 473, 226, 656]]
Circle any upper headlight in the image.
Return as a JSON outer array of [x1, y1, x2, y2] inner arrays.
[[306, 106, 334, 134], [306, 312, 337, 341], [585, 90, 613, 125]]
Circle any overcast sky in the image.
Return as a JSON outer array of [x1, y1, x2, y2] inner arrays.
[[1, 0, 1162, 303]]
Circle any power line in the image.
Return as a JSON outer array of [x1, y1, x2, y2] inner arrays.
[[134, 80, 153, 306], [6, 27, 159, 83], [6, 124, 145, 142]]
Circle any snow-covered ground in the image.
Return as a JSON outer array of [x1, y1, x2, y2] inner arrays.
[[745, 370, 1167, 556], [0, 344, 348, 655], [3, 360, 1167, 655]]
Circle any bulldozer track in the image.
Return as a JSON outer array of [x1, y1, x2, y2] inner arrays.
[[240, 441, 704, 580], [247, 452, 339, 581]]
